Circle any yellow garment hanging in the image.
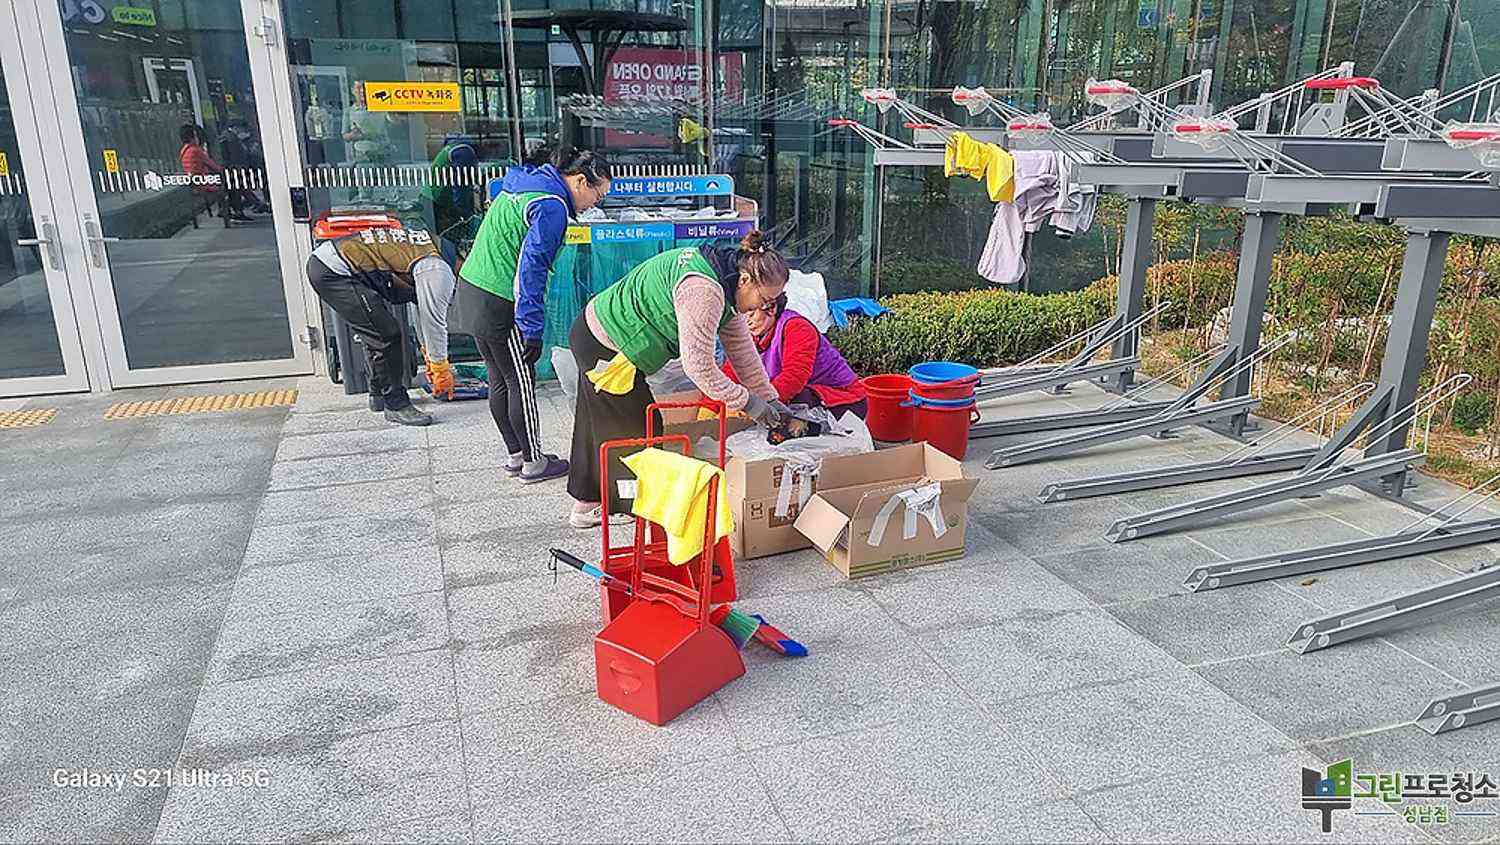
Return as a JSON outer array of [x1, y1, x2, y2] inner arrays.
[[944, 131, 1015, 203], [585, 352, 638, 396], [619, 447, 734, 566], [678, 118, 708, 155]]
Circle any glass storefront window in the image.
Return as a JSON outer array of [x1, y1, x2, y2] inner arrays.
[[60, 0, 296, 370], [0, 64, 64, 380]]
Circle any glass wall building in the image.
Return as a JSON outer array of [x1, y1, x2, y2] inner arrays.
[[0, 0, 1493, 396]]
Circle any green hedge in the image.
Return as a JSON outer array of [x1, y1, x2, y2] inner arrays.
[[831, 286, 1113, 373], [877, 256, 996, 295]]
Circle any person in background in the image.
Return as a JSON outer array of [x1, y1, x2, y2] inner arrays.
[[723, 292, 868, 419], [179, 124, 248, 224], [343, 81, 395, 202], [219, 119, 271, 213], [306, 226, 460, 426], [423, 141, 479, 236], [457, 146, 612, 483], [566, 230, 793, 530]]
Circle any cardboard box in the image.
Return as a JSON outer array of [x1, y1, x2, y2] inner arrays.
[[725, 446, 900, 560], [655, 393, 866, 561], [794, 443, 979, 579]]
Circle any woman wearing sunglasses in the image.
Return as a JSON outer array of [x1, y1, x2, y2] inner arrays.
[[722, 291, 868, 420], [457, 145, 611, 484], [565, 229, 793, 529]]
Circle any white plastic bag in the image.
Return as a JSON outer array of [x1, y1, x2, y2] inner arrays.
[[552, 347, 580, 404], [784, 269, 832, 333], [723, 407, 874, 464], [646, 357, 697, 397]]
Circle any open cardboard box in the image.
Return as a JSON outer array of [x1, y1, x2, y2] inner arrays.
[[794, 442, 980, 579], [655, 391, 869, 561]]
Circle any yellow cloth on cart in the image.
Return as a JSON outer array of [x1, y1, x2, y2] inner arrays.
[[944, 131, 1016, 202], [620, 447, 734, 565], [586, 352, 638, 395]]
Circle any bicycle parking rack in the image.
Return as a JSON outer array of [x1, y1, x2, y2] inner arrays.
[[970, 301, 1171, 402], [1039, 382, 1374, 502], [847, 67, 1500, 740], [1288, 564, 1500, 654], [1107, 374, 1471, 542], [985, 333, 1291, 469], [1184, 473, 1500, 593], [1416, 682, 1500, 735]]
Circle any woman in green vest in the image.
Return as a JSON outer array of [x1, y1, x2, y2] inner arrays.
[[566, 229, 793, 529], [456, 146, 611, 484]]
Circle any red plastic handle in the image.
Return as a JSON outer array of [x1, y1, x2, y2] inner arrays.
[[1008, 122, 1052, 132], [1086, 84, 1136, 95], [1305, 76, 1379, 90], [1447, 128, 1500, 141], [904, 122, 938, 130], [645, 398, 727, 469], [828, 118, 855, 127]]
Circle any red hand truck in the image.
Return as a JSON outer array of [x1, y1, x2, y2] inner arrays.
[[591, 400, 745, 725], [596, 398, 738, 623]]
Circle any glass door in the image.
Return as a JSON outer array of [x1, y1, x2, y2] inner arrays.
[[0, 6, 92, 397], [31, 0, 313, 388]]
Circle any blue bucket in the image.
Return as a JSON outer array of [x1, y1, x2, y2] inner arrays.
[[909, 361, 979, 385]]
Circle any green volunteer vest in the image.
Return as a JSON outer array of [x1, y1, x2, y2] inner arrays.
[[592, 247, 734, 375], [458, 190, 561, 300]]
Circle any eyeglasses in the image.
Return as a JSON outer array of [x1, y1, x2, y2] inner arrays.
[[754, 298, 779, 315]]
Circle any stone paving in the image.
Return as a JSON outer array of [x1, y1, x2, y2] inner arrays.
[[3, 374, 1500, 843]]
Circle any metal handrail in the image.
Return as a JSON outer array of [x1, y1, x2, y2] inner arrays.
[[1306, 373, 1474, 480], [1224, 382, 1376, 466]]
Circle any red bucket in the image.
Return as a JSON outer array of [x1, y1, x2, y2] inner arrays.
[[862, 374, 915, 442], [912, 401, 980, 460]]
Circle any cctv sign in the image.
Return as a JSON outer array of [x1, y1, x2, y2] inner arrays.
[[364, 82, 461, 113]]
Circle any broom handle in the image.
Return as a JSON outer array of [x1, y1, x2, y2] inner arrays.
[[550, 548, 631, 595]]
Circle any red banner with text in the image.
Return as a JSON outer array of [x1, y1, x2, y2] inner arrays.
[[602, 47, 744, 148]]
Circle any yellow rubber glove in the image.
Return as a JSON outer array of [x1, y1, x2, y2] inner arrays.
[[425, 357, 455, 399]]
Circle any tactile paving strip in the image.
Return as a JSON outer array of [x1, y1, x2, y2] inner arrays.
[[104, 390, 298, 420], [0, 408, 57, 429]]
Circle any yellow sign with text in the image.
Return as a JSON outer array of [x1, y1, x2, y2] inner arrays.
[[364, 81, 461, 113], [564, 225, 591, 245], [0, 153, 9, 177], [103, 149, 119, 174]]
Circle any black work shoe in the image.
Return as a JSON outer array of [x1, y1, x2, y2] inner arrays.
[[368, 394, 386, 412], [384, 406, 433, 427]]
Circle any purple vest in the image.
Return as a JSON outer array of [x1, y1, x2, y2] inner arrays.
[[762, 309, 857, 390]]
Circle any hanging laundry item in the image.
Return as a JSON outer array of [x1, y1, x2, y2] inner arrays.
[[619, 447, 734, 565], [944, 132, 1015, 202], [977, 151, 1059, 285], [1050, 150, 1099, 238]]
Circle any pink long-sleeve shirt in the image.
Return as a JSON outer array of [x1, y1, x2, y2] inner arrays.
[[585, 274, 776, 411]]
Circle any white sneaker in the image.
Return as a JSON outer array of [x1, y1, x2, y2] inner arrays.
[[568, 505, 631, 530]]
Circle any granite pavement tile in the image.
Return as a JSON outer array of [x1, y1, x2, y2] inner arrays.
[[749, 710, 1067, 842], [206, 592, 449, 683], [921, 609, 1182, 704], [1197, 641, 1463, 743], [153, 719, 467, 843]]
